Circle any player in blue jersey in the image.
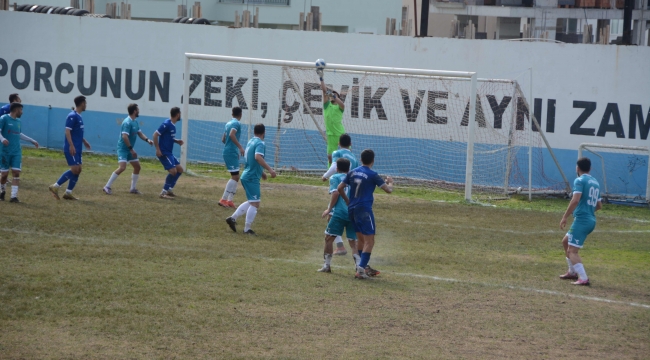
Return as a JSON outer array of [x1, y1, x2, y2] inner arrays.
[[338, 149, 393, 279], [49, 96, 91, 200], [559, 157, 602, 286], [154, 107, 184, 199], [219, 107, 245, 208], [318, 158, 359, 273], [225, 123, 276, 235], [0, 103, 39, 202], [1, 94, 20, 116], [322, 133, 358, 256], [102, 103, 153, 195]]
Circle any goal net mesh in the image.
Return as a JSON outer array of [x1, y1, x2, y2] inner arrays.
[[183, 58, 566, 200]]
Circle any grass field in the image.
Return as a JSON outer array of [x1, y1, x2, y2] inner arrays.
[[1, 148, 649, 359]]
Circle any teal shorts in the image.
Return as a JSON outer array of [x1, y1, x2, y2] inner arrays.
[[241, 179, 261, 202], [325, 215, 357, 240], [567, 219, 596, 248], [223, 153, 240, 173], [1, 152, 22, 171], [117, 148, 138, 163]]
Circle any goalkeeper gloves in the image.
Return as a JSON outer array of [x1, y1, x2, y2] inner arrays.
[[316, 68, 324, 81]]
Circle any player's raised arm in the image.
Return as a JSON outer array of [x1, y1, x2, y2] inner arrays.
[[380, 176, 394, 194]]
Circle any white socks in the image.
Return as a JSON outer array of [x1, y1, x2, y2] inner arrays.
[[566, 257, 575, 274], [131, 174, 139, 191], [106, 172, 119, 188], [1, 183, 5, 192], [353, 253, 360, 267], [573, 263, 588, 281], [223, 179, 238, 201], [245, 206, 258, 232], [232, 202, 251, 220], [11, 185, 18, 198], [335, 236, 343, 246], [324, 253, 332, 266]]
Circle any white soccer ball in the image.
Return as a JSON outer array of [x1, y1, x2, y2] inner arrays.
[[315, 58, 326, 69], [516, 187, 522, 194]]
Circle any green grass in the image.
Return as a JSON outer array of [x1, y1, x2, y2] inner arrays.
[[1, 148, 649, 359]]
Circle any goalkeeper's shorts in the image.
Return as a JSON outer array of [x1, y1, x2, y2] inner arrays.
[[327, 134, 340, 156]]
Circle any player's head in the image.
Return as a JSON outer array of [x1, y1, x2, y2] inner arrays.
[[338, 133, 351, 148], [330, 90, 339, 103], [232, 106, 242, 119], [254, 123, 265, 138], [360, 149, 375, 167], [170, 107, 181, 121], [9, 93, 20, 103], [336, 158, 350, 173], [577, 157, 591, 174], [127, 103, 139, 118], [74, 95, 86, 111], [9, 102, 23, 118]]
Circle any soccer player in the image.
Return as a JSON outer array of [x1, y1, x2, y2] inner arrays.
[[338, 149, 393, 279], [559, 157, 602, 286], [1, 94, 20, 116], [103, 103, 153, 195], [154, 107, 184, 199], [225, 123, 276, 235], [318, 158, 359, 273], [219, 106, 245, 208], [317, 67, 345, 166], [322, 133, 358, 255], [0, 103, 39, 202], [49, 96, 91, 201]]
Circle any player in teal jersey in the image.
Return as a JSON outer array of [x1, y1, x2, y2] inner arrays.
[[103, 103, 153, 195], [0, 103, 40, 202], [219, 107, 245, 208], [559, 157, 602, 286], [317, 67, 345, 166], [225, 123, 276, 235], [317, 158, 360, 273]]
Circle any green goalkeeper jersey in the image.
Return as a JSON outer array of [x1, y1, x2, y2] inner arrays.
[[323, 101, 345, 136]]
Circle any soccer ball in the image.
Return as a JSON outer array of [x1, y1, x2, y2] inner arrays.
[[315, 58, 326, 69]]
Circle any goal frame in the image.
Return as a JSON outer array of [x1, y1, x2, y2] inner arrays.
[[578, 142, 650, 203]]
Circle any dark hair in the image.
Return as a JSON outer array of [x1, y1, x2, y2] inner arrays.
[[9, 93, 19, 103], [9, 102, 23, 112], [127, 103, 139, 115], [170, 107, 181, 118], [254, 123, 265, 135], [74, 95, 86, 107], [336, 158, 350, 173], [577, 157, 591, 173], [339, 133, 351, 148], [232, 107, 242, 117], [360, 149, 375, 165]]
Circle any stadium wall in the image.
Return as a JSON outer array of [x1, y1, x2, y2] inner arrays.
[[0, 12, 648, 192]]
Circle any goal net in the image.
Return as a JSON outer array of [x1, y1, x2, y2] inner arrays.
[[181, 54, 568, 201], [578, 143, 650, 204]]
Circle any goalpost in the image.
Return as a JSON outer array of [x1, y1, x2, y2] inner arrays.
[[180, 53, 568, 201]]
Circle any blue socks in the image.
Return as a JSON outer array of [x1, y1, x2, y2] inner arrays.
[[359, 252, 371, 269], [171, 172, 182, 188], [164, 174, 174, 191], [67, 173, 79, 191], [56, 170, 73, 186]]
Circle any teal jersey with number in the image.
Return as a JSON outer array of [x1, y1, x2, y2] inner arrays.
[[0, 114, 22, 155], [222, 118, 242, 156], [329, 173, 349, 219], [117, 116, 141, 151], [572, 174, 600, 221], [241, 137, 266, 182], [332, 148, 358, 170]]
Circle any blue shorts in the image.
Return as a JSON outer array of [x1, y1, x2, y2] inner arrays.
[[223, 153, 240, 173], [567, 218, 596, 248], [349, 207, 376, 236], [241, 179, 261, 202], [64, 151, 82, 166], [158, 154, 179, 170], [117, 148, 138, 163], [325, 215, 357, 240], [1, 152, 22, 171]]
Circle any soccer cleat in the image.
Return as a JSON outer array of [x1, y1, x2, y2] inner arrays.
[[365, 265, 380, 277], [9, 197, 19, 203], [317, 265, 331, 273], [355, 269, 369, 280], [333, 247, 348, 256], [572, 279, 590, 286], [225, 217, 237, 232], [62, 193, 78, 201], [244, 229, 257, 236], [166, 190, 176, 197], [559, 272, 579, 280], [226, 200, 237, 208], [130, 189, 143, 195], [159, 192, 174, 200], [102, 186, 112, 195], [48, 184, 60, 200], [218, 199, 230, 208], [0, 191, 5, 201]]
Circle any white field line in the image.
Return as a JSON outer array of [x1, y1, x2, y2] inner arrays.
[[400, 220, 650, 235], [2, 227, 649, 310]]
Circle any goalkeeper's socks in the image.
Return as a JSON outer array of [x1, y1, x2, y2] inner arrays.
[[359, 252, 371, 269], [566, 257, 576, 274], [244, 206, 258, 231], [232, 202, 250, 220]]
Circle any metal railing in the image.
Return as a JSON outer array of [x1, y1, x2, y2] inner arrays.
[[218, 0, 290, 5]]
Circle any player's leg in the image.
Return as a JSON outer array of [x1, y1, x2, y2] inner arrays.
[[158, 155, 177, 198], [320, 216, 345, 272], [345, 222, 360, 271], [227, 179, 254, 233], [62, 162, 82, 200], [326, 135, 338, 167], [129, 160, 142, 194], [0, 153, 9, 201], [566, 221, 595, 286], [329, 213, 346, 255], [9, 167, 21, 202], [104, 158, 127, 195], [354, 208, 377, 279], [50, 152, 80, 200], [167, 162, 183, 196], [221, 155, 240, 208], [559, 235, 578, 280]]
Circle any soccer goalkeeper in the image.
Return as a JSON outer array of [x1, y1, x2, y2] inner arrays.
[[317, 67, 345, 166]]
